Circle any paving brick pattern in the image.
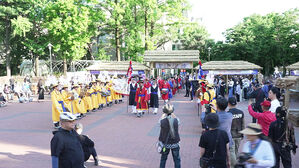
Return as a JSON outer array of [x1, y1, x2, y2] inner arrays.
[[0, 93, 298, 168]]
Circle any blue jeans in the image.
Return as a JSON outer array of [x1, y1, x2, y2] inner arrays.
[[160, 146, 181, 168]]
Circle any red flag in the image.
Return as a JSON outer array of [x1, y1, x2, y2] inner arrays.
[[127, 61, 133, 84], [198, 59, 202, 66]]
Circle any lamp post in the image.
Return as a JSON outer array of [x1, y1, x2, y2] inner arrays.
[[208, 47, 211, 61], [47, 43, 53, 75]]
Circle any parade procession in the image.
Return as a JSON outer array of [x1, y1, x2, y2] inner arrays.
[[1, 1, 299, 168]]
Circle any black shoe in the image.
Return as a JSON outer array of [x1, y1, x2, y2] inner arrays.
[[94, 158, 99, 166], [92, 109, 96, 112], [115, 100, 118, 104]]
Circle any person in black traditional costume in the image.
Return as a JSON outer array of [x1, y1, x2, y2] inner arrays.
[[129, 77, 138, 114], [149, 79, 160, 114]]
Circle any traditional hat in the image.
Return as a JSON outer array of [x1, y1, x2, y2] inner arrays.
[[207, 83, 214, 88], [52, 84, 59, 88], [239, 123, 262, 135], [204, 113, 219, 128], [162, 104, 174, 114], [72, 85, 79, 89], [62, 85, 68, 88]]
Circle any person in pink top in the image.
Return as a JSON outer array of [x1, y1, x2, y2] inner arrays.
[[248, 100, 276, 136]]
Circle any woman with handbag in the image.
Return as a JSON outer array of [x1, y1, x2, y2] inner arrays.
[[199, 113, 230, 168]]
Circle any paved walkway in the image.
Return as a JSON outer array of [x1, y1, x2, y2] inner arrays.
[[0, 93, 298, 168]]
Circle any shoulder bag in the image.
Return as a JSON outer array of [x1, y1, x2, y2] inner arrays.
[[200, 130, 220, 168]]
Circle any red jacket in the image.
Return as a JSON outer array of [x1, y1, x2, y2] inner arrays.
[[248, 105, 276, 136]]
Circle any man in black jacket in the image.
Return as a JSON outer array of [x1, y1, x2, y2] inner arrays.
[[184, 75, 191, 97], [249, 82, 265, 123], [75, 123, 100, 166], [158, 104, 181, 168], [51, 112, 85, 168], [269, 107, 297, 168], [228, 97, 244, 158]]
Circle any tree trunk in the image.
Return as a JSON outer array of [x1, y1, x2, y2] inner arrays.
[[150, 20, 154, 37], [115, 0, 121, 61], [63, 57, 67, 75], [5, 18, 11, 77], [144, 9, 148, 50], [115, 27, 121, 61], [35, 56, 39, 76]]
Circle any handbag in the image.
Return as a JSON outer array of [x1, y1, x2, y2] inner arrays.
[[156, 129, 171, 154], [200, 130, 220, 168]]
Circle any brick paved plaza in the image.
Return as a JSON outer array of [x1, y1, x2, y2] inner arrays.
[[0, 93, 298, 168]]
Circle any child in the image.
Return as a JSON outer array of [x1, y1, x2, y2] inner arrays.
[[75, 123, 100, 166]]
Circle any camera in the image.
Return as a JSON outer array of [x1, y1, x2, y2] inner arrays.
[[234, 153, 252, 168], [205, 104, 212, 114], [282, 142, 298, 151], [251, 103, 258, 112]]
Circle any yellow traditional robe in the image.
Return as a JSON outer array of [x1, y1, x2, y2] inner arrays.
[[51, 90, 64, 122]]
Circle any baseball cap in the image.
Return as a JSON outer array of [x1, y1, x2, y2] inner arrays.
[[260, 100, 271, 107], [228, 97, 237, 106], [60, 112, 76, 121]]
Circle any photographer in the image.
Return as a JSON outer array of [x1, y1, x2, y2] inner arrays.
[[268, 107, 297, 168], [239, 123, 275, 168], [248, 100, 276, 136]]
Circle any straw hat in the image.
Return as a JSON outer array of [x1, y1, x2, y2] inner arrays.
[[239, 123, 262, 135], [72, 85, 79, 89], [52, 84, 59, 88], [62, 85, 68, 88], [207, 83, 214, 88]]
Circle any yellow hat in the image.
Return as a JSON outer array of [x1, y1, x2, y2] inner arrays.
[[52, 84, 58, 88], [207, 83, 214, 88], [72, 85, 79, 88], [62, 85, 68, 88]]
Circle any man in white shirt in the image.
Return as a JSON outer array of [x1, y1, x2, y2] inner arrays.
[[268, 87, 280, 113]]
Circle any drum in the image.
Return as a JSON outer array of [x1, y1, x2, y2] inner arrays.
[[161, 88, 168, 95]]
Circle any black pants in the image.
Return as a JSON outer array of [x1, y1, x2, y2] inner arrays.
[[273, 143, 292, 168], [185, 87, 190, 97], [243, 88, 248, 99], [84, 147, 98, 161], [236, 94, 240, 102]]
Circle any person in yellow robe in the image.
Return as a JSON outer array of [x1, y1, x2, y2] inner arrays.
[[90, 81, 98, 111], [61, 85, 72, 113], [99, 81, 107, 108], [71, 85, 86, 118], [82, 84, 93, 112], [95, 79, 103, 110], [51, 84, 65, 128], [105, 81, 113, 106]]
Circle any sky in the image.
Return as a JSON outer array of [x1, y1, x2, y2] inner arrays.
[[188, 0, 299, 41]]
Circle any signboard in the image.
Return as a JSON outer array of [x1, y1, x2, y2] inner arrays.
[[290, 70, 299, 76], [204, 69, 259, 75], [90, 70, 143, 75], [155, 62, 192, 69]]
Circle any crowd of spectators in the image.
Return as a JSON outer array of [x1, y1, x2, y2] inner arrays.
[[0, 76, 35, 107]]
